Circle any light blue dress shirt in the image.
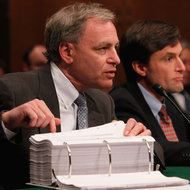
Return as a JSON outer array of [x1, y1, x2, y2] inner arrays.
[[137, 83, 163, 123]]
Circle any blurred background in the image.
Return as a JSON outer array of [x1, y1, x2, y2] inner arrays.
[[0, 0, 190, 86]]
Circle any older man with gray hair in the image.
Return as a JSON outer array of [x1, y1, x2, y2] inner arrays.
[[0, 3, 151, 189]]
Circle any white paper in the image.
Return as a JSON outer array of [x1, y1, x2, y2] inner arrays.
[[56, 171, 189, 190]]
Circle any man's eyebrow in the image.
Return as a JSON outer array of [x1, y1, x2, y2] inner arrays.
[[92, 41, 120, 50], [164, 52, 179, 56], [160, 52, 178, 60], [97, 41, 119, 47], [97, 42, 112, 46]]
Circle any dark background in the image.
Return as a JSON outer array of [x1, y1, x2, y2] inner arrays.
[[1, 0, 190, 87]]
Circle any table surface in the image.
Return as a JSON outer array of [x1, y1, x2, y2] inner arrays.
[[163, 166, 190, 181]]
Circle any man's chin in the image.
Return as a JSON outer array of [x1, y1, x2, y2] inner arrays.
[[97, 82, 113, 92], [170, 85, 184, 93]]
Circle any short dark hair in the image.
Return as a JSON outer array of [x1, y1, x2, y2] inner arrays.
[[120, 20, 180, 82], [22, 46, 34, 67]]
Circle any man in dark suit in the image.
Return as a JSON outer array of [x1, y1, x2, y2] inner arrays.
[[110, 20, 190, 166], [0, 3, 150, 189]]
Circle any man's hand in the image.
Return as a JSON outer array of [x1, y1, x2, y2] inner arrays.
[[2, 99, 61, 133], [123, 118, 151, 136]]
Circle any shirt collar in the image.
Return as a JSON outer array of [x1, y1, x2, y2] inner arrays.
[[50, 62, 79, 109], [137, 82, 163, 117]]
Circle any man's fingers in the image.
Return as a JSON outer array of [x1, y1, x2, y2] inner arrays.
[[49, 118, 61, 133], [124, 118, 151, 136], [2, 99, 60, 132], [138, 129, 152, 136], [29, 99, 60, 128], [49, 119, 56, 133], [55, 118, 61, 126], [124, 118, 137, 136]]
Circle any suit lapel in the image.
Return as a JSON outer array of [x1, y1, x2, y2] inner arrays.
[[126, 82, 166, 139], [37, 63, 61, 133], [85, 92, 105, 127]]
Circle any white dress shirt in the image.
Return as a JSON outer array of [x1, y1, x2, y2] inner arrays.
[[172, 92, 186, 112], [51, 62, 79, 131]]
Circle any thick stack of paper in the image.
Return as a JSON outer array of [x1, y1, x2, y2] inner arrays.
[[29, 121, 155, 186]]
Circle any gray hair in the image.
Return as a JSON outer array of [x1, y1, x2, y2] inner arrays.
[[44, 2, 116, 63]]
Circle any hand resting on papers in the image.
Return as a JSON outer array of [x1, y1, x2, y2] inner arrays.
[[123, 118, 151, 136], [1, 99, 151, 136]]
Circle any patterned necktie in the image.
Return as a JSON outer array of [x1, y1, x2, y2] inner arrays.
[[74, 93, 88, 129], [159, 105, 178, 141]]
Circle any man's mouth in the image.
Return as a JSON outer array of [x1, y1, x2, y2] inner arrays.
[[105, 70, 116, 78]]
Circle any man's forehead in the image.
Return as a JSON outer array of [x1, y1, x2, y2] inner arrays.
[[84, 17, 116, 33], [157, 42, 182, 55], [78, 18, 118, 45]]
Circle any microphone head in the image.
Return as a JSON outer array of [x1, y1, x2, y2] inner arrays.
[[152, 83, 166, 96]]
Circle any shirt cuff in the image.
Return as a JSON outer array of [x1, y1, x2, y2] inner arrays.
[[1, 120, 16, 140]]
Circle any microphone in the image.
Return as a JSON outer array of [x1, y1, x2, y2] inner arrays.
[[153, 83, 190, 125]]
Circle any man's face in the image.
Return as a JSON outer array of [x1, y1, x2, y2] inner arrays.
[[180, 47, 190, 86], [142, 42, 185, 96], [66, 18, 120, 91]]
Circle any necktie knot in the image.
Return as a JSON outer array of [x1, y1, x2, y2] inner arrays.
[[159, 105, 170, 124], [75, 94, 87, 107]]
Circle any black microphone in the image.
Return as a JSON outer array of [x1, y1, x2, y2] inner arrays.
[[153, 83, 190, 125]]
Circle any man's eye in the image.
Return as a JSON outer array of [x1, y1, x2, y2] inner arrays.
[[96, 47, 107, 54], [99, 47, 107, 50], [166, 57, 172, 61]]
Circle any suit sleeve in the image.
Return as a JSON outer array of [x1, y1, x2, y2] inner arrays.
[[159, 140, 190, 166], [0, 79, 15, 138]]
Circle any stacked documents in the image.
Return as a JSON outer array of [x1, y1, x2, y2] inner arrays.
[[29, 121, 188, 189], [29, 121, 154, 186]]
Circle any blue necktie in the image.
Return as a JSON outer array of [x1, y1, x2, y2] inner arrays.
[[75, 93, 88, 129]]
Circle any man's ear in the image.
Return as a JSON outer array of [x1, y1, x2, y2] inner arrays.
[[59, 42, 74, 64], [132, 61, 147, 77]]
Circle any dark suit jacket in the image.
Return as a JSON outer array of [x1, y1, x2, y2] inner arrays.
[[110, 82, 190, 166], [0, 63, 116, 189]]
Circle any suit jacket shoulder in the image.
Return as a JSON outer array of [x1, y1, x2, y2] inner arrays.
[[0, 63, 60, 115], [0, 64, 61, 138]]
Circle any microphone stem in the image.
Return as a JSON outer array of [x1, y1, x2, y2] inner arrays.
[[164, 94, 190, 125]]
